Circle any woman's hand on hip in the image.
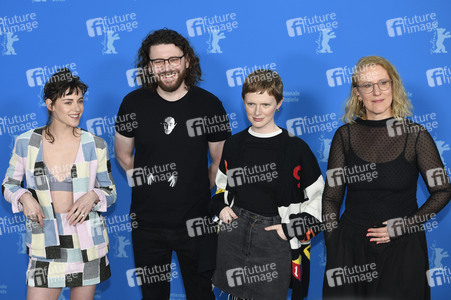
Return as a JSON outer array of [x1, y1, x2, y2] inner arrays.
[[265, 224, 288, 241], [219, 206, 238, 224]]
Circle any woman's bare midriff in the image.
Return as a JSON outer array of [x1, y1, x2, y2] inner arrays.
[[42, 130, 81, 214], [50, 191, 74, 214]]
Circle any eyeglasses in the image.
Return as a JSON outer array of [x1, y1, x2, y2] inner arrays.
[[355, 79, 392, 94], [149, 54, 185, 68]]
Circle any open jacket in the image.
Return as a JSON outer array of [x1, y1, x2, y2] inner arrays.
[[209, 128, 324, 299], [2, 127, 116, 262]]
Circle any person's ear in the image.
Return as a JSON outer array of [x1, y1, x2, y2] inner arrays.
[[45, 98, 54, 111]]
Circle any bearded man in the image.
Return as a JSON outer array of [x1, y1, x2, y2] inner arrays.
[[114, 28, 230, 300]]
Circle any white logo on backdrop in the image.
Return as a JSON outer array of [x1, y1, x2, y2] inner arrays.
[[113, 232, 131, 258], [430, 241, 449, 269], [0, 13, 39, 55], [318, 134, 332, 162], [86, 14, 138, 55], [316, 28, 336, 54], [207, 28, 225, 54], [431, 28, 451, 54], [386, 13, 438, 38], [426, 67, 451, 87], [286, 13, 338, 53], [226, 63, 277, 87], [433, 135, 450, 166], [2, 32, 19, 55], [103, 30, 120, 54], [326, 68, 346, 87], [17, 232, 27, 254], [186, 13, 238, 54]]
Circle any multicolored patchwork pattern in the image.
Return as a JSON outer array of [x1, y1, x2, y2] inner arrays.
[[27, 254, 111, 287], [3, 127, 116, 262]]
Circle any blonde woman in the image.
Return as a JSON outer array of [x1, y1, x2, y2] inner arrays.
[[322, 56, 451, 299]]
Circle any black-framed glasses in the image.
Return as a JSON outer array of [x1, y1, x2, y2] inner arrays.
[[355, 79, 393, 94], [149, 54, 185, 68]]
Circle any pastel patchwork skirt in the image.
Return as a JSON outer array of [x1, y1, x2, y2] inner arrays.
[[26, 213, 111, 288]]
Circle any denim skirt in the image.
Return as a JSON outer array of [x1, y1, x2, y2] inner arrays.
[[213, 205, 291, 300]]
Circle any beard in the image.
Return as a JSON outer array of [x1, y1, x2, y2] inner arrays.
[[156, 68, 187, 92]]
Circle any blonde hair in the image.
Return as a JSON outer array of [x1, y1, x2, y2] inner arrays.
[[342, 55, 412, 123]]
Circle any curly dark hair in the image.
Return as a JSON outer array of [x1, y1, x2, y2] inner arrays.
[[135, 28, 202, 90], [42, 68, 88, 143]]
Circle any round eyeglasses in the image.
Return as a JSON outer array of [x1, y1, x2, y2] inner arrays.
[[355, 79, 392, 94]]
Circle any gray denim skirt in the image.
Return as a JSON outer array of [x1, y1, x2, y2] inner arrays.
[[213, 205, 291, 300]]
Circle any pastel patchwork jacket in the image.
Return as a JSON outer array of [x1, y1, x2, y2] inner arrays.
[[2, 127, 117, 262]]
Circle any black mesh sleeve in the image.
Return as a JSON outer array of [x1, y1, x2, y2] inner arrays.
[[322, 126, 347, 242], [387, 128, 451, 238]]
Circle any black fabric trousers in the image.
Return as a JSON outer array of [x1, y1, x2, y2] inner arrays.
[[131, 226, 215, 300], [323, 214, 430, 300]]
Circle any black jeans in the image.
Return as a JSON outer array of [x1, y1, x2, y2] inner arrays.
[[131, 226, 215, 300]]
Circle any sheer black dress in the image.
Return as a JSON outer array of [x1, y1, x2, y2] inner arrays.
[[322, 117, 451, 300]]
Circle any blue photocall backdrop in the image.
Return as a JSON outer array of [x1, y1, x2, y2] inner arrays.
[[0, 0, 450, 299]]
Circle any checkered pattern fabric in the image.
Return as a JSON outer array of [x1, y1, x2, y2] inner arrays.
[[2, 127, 117, 262]]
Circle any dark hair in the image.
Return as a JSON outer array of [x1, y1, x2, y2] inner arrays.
[[241, 69, 283, 103], [136, 28, 202, 90], [43, 68, 88, 143]]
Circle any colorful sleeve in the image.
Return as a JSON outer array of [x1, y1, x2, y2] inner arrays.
[[2, 134, 31, 213], [91, 137, 117, 212], [209, 139, 232, 217], [282, 140, 324, 242]]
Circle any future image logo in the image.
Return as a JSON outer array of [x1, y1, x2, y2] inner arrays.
[[326, 67, 347, 87], [326, 63, 378, 88], [226, 263, 278, 287], [427, 267, 451, 287], [227, 164, 278, 188], [186, 113, 235, 137], [86, 13, 138, 55], [286, 13, 338, 53], [0, 13, 39, 56], [326, 263, 378, 287], [286, 113, 338, 136], [126, 68, 144, 87], [326, 163, 378, 187], [126, 164, 178, 188], [126, 264, 179, 288], [25, 63, 78, 88], [386, 13, 438, 37], [426, 168, 450, 187], [226, 63, 277, 87], [426, 67, 451, 87], [186, 13, 238, 54]]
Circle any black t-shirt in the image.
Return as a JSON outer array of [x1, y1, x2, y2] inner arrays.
[[232, 128, 282, 217], [116, 86, 231, 229]]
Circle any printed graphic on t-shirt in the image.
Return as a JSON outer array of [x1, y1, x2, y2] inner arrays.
[[161, 116, 177, 135], [147, 171, 178, 187]]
